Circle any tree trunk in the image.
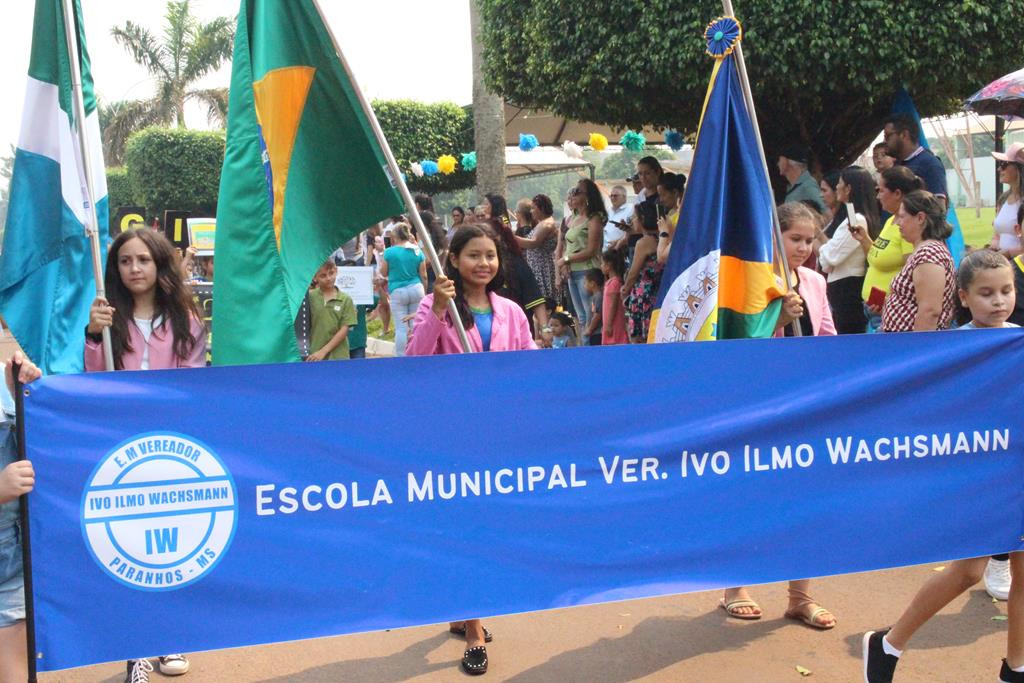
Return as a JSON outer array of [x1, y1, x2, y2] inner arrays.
[[469, 0, 506, 200]]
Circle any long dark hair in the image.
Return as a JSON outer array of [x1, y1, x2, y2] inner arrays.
[[105, 229, 203, 369], [841, 166, 882, 240], [444, 225, 505, 330], [577, 179, 607, 222]]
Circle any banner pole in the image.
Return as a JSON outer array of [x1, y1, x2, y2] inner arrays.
[[60, 0, 115, 368], [718, 0, 800, 336], [310, 0, 473, 353], [13, 363, 38, 682]]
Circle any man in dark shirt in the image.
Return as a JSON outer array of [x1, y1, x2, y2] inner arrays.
[[882, 113, 948, 208]]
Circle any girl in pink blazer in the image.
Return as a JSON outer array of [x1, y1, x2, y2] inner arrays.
[[723, 204, 838, 629], [85, 228, 206, 372], [406, 224, 535, 675], [775, 202, 838, 338]]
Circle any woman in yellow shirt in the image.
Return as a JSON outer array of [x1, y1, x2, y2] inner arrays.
[[851, 166, 923, 332]]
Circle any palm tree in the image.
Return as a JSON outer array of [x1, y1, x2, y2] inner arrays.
[[103, 0, 234, 164]]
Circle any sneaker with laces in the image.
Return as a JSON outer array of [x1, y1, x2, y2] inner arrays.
[[986, 558, 1012, 601], [1001, 659, 1024, 683], [159, 653, 191, 676], [124, 659, 153, 683], [862, 629, 899, 683]]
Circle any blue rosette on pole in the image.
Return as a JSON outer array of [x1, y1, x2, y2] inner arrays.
[[704, 16, 742, 59]]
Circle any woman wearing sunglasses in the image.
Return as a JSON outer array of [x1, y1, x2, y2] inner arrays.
[[989, 143, 1024, 258]]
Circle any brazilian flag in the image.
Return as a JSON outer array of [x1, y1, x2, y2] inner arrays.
[[213, 0, 403, 365]]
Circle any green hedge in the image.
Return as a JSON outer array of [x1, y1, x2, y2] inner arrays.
[[124, 127, 225, 218], [374, 100, 475, 195], [105, 167, 133, 226]]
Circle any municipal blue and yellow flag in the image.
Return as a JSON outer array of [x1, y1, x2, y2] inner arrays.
[[0, 0, 107, 374], [649, 17, 783, 343], [213, 0, 404, 365]]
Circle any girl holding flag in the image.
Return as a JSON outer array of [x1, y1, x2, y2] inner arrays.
[[85, 228, 204, 681], [406, 224, 536, 674]]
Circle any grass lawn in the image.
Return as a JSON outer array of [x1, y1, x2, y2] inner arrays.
[[366, 317, 394, 342], [956, 207, 995, 249]]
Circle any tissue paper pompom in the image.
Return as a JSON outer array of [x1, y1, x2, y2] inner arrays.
[[588, 133, 608, 151], [519, 133, 539, 151], [421, 160, 439, 176], [665, 130, 685, 151], [461, 151, 477, 171], [437, 155, 457, 175], [619, 130, 646, 152], [410, 162, 424, 178], [562, 141, 584, 159]]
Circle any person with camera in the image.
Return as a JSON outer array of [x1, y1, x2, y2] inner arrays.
[[603, 185, 633, 251], [558, 179, 606, 337], [655, 172, 686, 264]]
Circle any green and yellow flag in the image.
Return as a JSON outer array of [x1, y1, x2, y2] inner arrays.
[[213, 0, 403, 365]]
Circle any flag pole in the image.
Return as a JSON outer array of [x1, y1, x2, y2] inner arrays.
[[310, 0, 473, 353], [60, 0, 115, 368], [719, 0, 800, 336], [13, 363, 38, 682]]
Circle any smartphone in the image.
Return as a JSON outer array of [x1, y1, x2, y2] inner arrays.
[[867, 286, 886, 309]]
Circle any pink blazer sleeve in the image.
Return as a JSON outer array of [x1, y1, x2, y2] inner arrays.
[[84, 338, 105, 372], [816, 293, 837, 336], [405, 295, 444, 356], [511, 305, 539, 350], [179, 317, 209, 368]]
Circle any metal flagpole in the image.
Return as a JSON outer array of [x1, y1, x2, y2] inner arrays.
[[311, 0, 473, 353], [13, 364, 38, 682], [61, 0, 115, 369], [719, 0, 800, 336]]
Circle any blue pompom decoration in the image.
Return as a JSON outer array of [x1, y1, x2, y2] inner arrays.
[[421, 160, 439, 176], [665, 130, 685, 151], [519, 133, 539, 152], [704, 16, 742, 58]]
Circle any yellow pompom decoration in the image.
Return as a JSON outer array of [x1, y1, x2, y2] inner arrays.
[[589, 133, 609, 151], [437, 154, 457, 175]]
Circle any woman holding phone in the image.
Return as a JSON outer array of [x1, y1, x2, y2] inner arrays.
[[850, 166, 923, 332]]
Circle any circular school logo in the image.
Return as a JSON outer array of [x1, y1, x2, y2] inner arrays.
[[80, 432, 237, 592]]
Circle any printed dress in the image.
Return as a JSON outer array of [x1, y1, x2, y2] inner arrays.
[[524, 221, 557, 300], [624, 252, 664, 340]]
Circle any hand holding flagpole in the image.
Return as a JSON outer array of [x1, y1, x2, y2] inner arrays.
[[60, 0, 114, 369]]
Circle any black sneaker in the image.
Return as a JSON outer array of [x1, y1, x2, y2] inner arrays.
[[124, 659, 153, 683], [862, 629, 899, 683], [1001, 659, 1024, 682]]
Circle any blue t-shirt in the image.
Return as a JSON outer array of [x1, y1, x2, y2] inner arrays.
[[472, 311, 493, 351], [899, 148, 947, 198], [383, 246, 424, 292]]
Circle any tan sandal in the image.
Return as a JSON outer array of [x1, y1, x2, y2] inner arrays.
[[719, 597, 763, 620], [785, 588, 836, 630]]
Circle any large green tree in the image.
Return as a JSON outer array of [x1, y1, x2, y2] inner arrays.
[[477, 0, 1021, 172], [103, 0, 234, 164]]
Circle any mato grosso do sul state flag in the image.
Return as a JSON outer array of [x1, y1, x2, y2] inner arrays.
[[0, 0, 108, 374], [649, 17, 784, 343], [213, 0, 403, 365]]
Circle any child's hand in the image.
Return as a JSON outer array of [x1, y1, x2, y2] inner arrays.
[[4, 351, 41, 398], [306, 349, 328, 362], [432, 276, 456, 317], [87, 297, 115, 335], [777, 291, 804, 328], [0, 460, 34, 503]]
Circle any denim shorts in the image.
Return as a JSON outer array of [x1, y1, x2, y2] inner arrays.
[[0, 524, 25, 627]]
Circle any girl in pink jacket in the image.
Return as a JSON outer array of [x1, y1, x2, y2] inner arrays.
[[86, 228, 206, 372], [406, 224, 535, 676]]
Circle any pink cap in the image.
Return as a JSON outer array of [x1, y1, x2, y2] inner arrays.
[[992, 142, 1024, 164]]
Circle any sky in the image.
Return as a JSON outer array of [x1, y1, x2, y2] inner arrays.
[[0, 0, 473, 155]]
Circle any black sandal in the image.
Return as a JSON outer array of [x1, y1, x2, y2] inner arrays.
[[449, 624, 493, 642], [461, 645, 488, 675]]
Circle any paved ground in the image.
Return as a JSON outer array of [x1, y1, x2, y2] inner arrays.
[[39, 562, 1009, 682]]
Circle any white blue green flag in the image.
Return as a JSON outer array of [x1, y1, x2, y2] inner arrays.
[[0, 0, 107, 374]]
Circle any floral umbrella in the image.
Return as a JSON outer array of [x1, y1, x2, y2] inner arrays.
[[963, 66, 1024, 117]]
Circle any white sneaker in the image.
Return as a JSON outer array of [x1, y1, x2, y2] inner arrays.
[[985, 558, 1011, 601], [158, 654, 191, 676]]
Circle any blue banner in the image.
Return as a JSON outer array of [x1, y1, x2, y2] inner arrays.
[[24, 330, 1024, 671]]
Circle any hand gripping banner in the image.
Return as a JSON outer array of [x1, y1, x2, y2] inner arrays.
[[23, 330, 1024, 670]]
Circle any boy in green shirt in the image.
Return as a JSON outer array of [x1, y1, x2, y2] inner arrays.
[[307, 260, 357, 361]]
